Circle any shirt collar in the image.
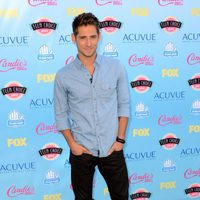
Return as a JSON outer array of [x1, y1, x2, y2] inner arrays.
[[74, 54, 101, 70]]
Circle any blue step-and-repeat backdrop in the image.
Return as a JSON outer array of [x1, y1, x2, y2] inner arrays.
[[0, 0, 200, 199]]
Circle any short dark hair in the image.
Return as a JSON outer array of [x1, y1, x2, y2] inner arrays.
[[72, 12, 100, 36]]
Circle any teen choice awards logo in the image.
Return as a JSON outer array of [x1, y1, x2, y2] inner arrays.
[[1, 81, 26, 100], [130, 75, 153, 93], [160, 16, 182, 34], [99, 16, 121, 34], [31, 17, 57, 36], [159, 133, 180, 150]]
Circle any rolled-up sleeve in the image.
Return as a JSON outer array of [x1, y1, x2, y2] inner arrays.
[[54, 72, 71, 131], [117, 62, 130, 117]]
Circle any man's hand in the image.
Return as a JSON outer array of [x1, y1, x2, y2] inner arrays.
[[71, 141, 93, 156], [107, 141, 124, 155]]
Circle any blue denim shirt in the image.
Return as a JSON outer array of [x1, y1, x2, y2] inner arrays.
[[54, 55, 130, 157]]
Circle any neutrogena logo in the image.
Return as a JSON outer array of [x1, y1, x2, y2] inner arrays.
[[7, 185, 34, 198], [8, 110, 25, 128], [191, 100, 200, 115], [135, 102, 150, 118], [163, 42, 178, 56], [44, 170, 60, 184], [38, 45, 54, 62]]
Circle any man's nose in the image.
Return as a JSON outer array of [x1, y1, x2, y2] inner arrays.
[[86, 38, 92, 46]]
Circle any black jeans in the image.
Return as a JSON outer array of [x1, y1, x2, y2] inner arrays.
[[69, 150, 129, 200]]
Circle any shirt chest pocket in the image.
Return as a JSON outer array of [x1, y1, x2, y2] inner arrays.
[[96, 83, 116, 99]]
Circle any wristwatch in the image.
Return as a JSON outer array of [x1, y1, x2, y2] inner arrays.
[[116, 137, 125, 144]]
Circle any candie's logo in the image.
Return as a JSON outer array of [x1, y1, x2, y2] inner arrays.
[[187, 53, 200, 65], [1, 81, 27, 100], [95, 0, 122, 6], [130, 75, 153, 93], [28, 0, 57, 6], [160, 16, 182, 34], [7, 185, 34, 198], [188, 74, 200, 91], [0, 59, 27, 72], [31, 18, 57, 36], [129, 172, 153, 184], [184, 168, 200, 179], [99, 17, 121, 34], [158, 0, 183, 6], [159, 133, 180, 150], [158, 114, 182, 126], [36, 122, 58, 135], [39, 143, 62, 160], [128, 54, 154, 67], [65, 56, 74, 65]]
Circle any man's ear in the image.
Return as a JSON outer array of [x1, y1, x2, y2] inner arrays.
[[71, 33, 76, 43], [98, 32, 101, 42]]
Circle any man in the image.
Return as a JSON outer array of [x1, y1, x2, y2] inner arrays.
[[54, 12, 130, 200]]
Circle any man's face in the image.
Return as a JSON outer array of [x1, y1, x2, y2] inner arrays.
[[72, 25, 100, 59]]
